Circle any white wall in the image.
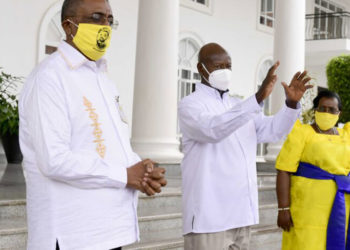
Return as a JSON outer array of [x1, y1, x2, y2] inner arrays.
[[179, 0, 274, 98]]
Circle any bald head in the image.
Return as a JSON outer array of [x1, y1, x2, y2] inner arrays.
[[197, 43, 232, 86], [198, 43, 229, 64], [61, 0, 110, 22]]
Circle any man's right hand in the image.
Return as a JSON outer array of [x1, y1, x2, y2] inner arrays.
[[277, 210, 293, 232], [126, 159, 166, 196], [256, 61, 280, 104]]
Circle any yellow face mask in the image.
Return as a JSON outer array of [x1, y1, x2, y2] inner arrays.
[[315, 111, 339, 131], [70, 21, 112, 61]]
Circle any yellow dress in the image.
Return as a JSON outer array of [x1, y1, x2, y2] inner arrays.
[[276, 120, 350, 250]]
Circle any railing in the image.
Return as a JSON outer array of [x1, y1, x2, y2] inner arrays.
[[306, 12, 350, 41]]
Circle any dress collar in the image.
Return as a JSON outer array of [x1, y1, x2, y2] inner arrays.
[[57, 41, 107, 72], [195, 82, 229, 99]]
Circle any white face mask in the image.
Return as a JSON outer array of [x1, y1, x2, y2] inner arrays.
[[201, 63, 232, 91]]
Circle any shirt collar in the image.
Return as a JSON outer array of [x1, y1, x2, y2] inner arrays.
[[195, 82, 229, 99], [57, 41, 108, 72]]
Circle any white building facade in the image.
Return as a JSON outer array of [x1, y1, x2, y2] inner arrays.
[[1, 0, 350, 160]]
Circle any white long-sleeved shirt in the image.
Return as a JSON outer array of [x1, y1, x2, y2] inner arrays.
[[178, 83, 300, 234], [19, 41, 140, 250]]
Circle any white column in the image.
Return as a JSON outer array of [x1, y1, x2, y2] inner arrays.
[[265, 0, 305, 161], [131, 0, 183, 163]]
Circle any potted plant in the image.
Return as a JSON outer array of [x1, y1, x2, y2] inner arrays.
[[0, 69, 23, 163]]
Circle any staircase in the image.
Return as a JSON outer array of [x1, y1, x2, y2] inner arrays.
[[0, 158, 282, 250]]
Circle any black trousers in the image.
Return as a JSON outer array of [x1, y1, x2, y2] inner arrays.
[[56, 241, 121, 250]]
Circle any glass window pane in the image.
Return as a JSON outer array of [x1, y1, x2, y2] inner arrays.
[[267, 0, 273, 11], [261, 0, 266, 12], [193, 72, 200, 80], [196, 0, 206, 4], [260, 16, 265, 25], [181, 69, 191, 80], [267, 19, 273, 27], [315, 0, 320, 5], [329, 4, 335, 11], [321, 0, 328, 8], [337, 8, 343, 12]]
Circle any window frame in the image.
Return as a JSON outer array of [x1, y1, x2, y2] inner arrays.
[[257, 0, 275, 34], [180, 0, 213, 15]]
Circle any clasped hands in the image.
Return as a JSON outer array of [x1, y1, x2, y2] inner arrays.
[[126, 159, 167, 196]]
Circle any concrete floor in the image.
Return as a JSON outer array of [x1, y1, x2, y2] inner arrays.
[[0, 157, 26, 200]]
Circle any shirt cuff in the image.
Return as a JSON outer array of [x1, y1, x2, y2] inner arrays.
[[109, 165, 127, 188], [283, 102, 302, 116]]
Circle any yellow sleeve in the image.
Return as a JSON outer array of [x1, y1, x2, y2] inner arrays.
[[275, 120, 308, 173]]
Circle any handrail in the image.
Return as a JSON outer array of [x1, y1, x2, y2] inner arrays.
[[305, 12, 350, 40]]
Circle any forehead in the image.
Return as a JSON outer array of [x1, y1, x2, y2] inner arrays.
[[77, 0, 112, 14], [319, 97, 339, 107], [207, 52, 231, 64]]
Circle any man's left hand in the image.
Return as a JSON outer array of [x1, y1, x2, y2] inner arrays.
[[282, 70, 313, 109]]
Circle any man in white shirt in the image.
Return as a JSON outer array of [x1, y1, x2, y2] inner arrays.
[[178, 43, 312, 250], [19, 0, 166, 249]]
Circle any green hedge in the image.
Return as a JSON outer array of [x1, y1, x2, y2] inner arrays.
[[326, 55, 350, 123]]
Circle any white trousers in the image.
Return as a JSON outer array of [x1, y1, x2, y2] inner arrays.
[[184, 226, 251, 250]]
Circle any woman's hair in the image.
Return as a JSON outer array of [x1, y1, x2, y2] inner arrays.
[[313, 90, 342, 111]]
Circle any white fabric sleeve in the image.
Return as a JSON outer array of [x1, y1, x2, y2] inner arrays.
[[178, 95, 262, 143], [25, 71, 127, 189], [254, 102, 301, 144]]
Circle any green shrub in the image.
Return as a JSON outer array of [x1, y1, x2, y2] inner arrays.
[[326, 55, 350, 123], [0, 69, 22, 135]]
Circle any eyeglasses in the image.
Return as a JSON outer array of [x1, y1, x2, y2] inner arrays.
[[74, 12, 119, 30], [316, 106, 340, 114]]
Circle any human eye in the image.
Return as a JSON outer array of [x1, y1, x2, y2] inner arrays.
[[91, 13, 103, 23]]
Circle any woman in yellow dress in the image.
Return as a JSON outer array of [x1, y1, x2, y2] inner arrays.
[[275, 90, 350, 250]]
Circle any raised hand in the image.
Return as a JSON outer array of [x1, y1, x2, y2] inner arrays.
[[256, 61, 280, 104], [282, 71, 312, 108]]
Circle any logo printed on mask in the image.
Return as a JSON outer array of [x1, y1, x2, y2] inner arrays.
[[95, 27, 110, 51]]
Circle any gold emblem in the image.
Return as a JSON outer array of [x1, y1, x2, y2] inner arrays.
[[83, 97, 106, 158]]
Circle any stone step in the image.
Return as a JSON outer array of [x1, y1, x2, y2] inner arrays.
[[138, 187, 182, 217], [250, 225, 282, 250], [0, 202, 280, 250], [0, 218, 27, 250], [159, 164, 182, 178], [257, 162, 277, 173], [258, 185, 277, 206], [125, 238, 184, 250], [0, 200, 26, 220], [0, 184, 277, 223], [258, 203, 277, 227]]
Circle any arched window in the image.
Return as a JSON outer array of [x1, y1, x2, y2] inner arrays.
[[38, 1, 65, 63], [256, 58, 273, 158], [177, 38, 201, 102]]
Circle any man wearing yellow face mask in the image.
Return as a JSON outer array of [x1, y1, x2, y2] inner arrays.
[[19, 0, 167, 250], [275, 90, 350, 250]]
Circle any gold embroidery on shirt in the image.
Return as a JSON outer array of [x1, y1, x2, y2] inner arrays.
[[83, 97, 106, 158]]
